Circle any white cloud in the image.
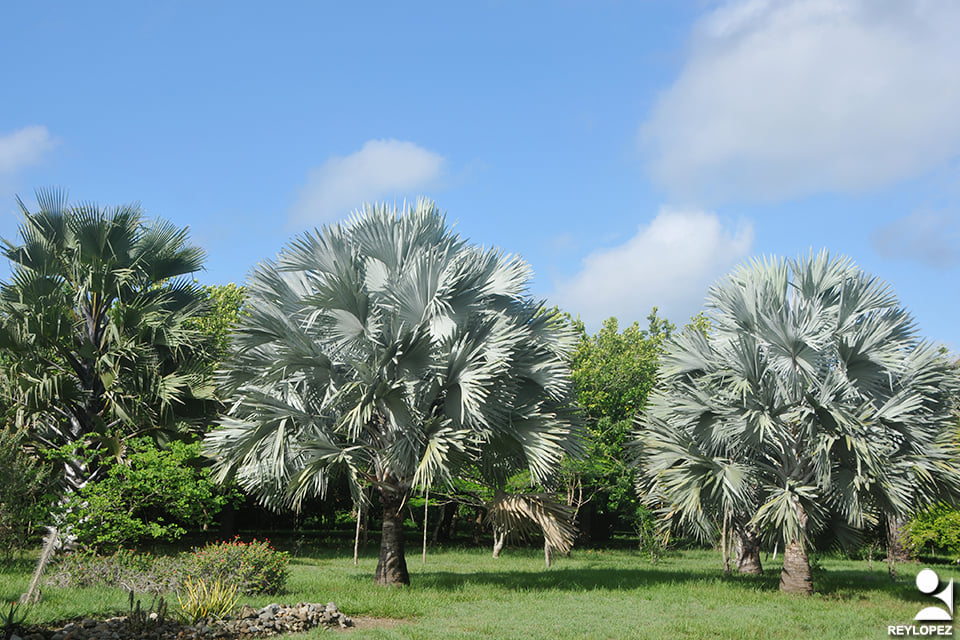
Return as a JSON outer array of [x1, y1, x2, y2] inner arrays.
[[551, 209, 754, 329], [642, 0, 960, 203], [872, 211, 960, 269], [289, 139, 446, 226], [0, 126, 56, 175]]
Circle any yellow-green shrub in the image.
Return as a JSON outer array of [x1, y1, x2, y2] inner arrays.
[[177, 577, 239, 624]]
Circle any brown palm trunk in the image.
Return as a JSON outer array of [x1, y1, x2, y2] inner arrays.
[[779, 540, 813, 594], [736, 527, 763, 575], [374, 484, 410, 586], [885, 515, 910, 579]]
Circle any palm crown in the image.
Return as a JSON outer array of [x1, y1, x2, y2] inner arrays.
[[205, 199, 579, 584], [635, 251, 960, 593], [0, 189, 209, 486]]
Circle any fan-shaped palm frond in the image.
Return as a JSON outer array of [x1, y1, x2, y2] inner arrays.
[[205, 199, 579, 586], [634, 250, 960, 594], [486, 490, 578, 556], [0, 189, 211, 490]]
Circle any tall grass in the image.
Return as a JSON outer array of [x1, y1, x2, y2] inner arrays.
[[3, 547, 956, 639]]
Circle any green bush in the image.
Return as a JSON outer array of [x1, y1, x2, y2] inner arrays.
[[49, 548, 183, 593], [61, 438, 237, 551], [49, 539, 289, 596], [0, 428, 58, 560], [185, 538, 289, 595], [906, 504, 960, 562]]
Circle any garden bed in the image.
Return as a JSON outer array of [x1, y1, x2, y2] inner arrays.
[[8, 602, 353, 640]]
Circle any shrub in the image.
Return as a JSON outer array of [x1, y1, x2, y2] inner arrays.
[[49, 538, 289, 596], [185, 538, 289, 595], [49, 548, 183, 593], [0, 428, 58, 560], [1, 599, 30, 638], [61, 438, 238, 551], [906, 504, 960, 562], [177, 577, 239, 623]]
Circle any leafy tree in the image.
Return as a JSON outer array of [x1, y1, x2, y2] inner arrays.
[[61, 437, 236, 551], [634, 252, 960, 594], [905, 503, 960, 562], [205, 200, 579, 585], [566, 312, 673, 542], [0, 189, 210, 488], [185, 283, 246, 363], [572, 312, 672, 424]]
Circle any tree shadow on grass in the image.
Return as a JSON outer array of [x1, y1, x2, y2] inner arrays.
[[348, 564, 777, 593], [347, 562, 946, 601], [811, 568, 946, 605]]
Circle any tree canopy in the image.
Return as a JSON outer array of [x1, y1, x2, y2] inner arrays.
[[634, 251, 960, 594], [0, 189, 211, 487], [565, 311, 674, 543], [205, 200, 580, 585]]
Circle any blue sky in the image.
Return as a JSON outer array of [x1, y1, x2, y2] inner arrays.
[[2, 1, 959, 349]]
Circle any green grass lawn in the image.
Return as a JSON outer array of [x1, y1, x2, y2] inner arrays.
[[3, 547, 957, 639]]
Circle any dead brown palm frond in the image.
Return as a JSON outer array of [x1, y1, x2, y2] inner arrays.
[[485, 490, 578, 555]]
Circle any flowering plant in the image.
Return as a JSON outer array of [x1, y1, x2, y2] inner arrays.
[[185, 538, 289, 595]]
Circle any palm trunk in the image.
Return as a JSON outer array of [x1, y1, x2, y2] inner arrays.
[[778, 539, 813, 594], [885, 515, 910, 579], [777, 488, 813, 594], [735, 527, 763, 575], [374, 483, 410, 586]]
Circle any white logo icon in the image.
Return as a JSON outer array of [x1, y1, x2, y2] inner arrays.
[[915, 569, 954, 622]]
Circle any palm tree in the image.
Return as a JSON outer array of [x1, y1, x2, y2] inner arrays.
[[634, 251, 960, 594], [205, 200, 579, 585], [0, 188, 210, 489]]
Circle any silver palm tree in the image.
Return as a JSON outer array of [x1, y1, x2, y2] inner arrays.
[[634, 251, 960, 594], [205, 200, 579, 585]]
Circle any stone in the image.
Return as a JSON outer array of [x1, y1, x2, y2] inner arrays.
[[29, 601, 354, 640]]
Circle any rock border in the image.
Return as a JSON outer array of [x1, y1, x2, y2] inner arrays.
[[9, 602, 353, 640]]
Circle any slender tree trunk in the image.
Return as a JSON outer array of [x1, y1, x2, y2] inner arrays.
[[374, 484, 410, 586], [353, 502, 362, 566], [721, 510, 731, 575], [362, 502, 370, 551], [779, 540, 813, 594], [422, 487, 429, 565], [472, 508, 484, 545], [735, 527, 763, 575], [492, 528, 506, 558], [22, 527, 59, 604], [544, 540, 553, 568]]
